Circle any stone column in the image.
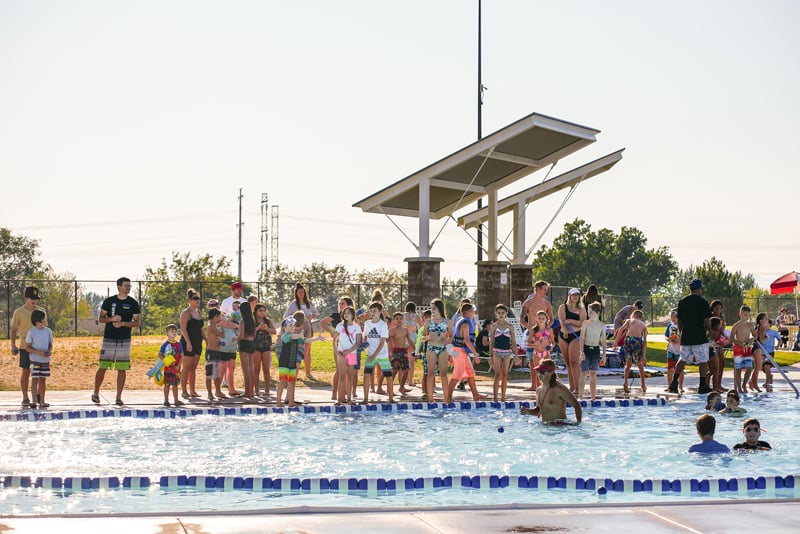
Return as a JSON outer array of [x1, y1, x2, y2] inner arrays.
[[509, 264, 534, 308], [405, 257, 444, 305], [476, 261, 510, 313]]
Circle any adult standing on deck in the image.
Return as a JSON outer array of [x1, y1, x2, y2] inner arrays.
[[179, 288, 206, 399], [92, 277, 141, 406], [220, 281, 247, 394], [284, 283, 319, 379], [613, 300, 643, 331], [10, 286, 45, 407], [521, 280, 554, 330], [668, 279, 712, 394], [557, 288, 587, 396]]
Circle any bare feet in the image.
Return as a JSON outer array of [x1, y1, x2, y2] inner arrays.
[[523, 387, 536, 391], [376, 389, 387, 395]]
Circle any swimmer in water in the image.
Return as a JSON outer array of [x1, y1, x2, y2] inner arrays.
[[519, 358, 582, 425]]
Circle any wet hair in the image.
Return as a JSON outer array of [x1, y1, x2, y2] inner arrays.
[[696, 414, 716, 437], [31, 309, 46, 325], [405, 301, 416, 313], [369, 301, 384, 312], [240, 301, 256, 337], [208, 308, 221, 320], [726, 390, 740, 402], [742, 417, 760, 430], [165, 323, 178, 333], [294, 283, 311, 308], [705, 392, 721, 410]]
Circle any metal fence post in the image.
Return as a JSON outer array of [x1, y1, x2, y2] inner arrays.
[[74, 280, 79, 336]]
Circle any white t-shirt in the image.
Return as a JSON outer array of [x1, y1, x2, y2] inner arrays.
[[336, 323, 362, 352], [221, 296, 247, 316], [26, 326, 53, 363], [363, 319, 389, 358]]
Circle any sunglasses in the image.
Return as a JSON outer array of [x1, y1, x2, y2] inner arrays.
[[744, 427, 760, 432], [191, 296, 201, 301]]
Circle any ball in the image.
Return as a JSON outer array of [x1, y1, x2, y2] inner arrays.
[[497, 427, 504, 433], [597, 487, 607, 495]]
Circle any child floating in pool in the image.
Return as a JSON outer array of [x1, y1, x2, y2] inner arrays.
[[732, 418, 772, 452], [719, 390, 746, 415], [158, 324, 183, 407], [689, 414, 730, 454]]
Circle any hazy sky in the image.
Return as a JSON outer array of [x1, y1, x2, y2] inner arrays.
[[2, 0, 799, 290]]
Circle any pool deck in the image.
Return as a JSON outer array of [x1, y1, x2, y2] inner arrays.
[[2, 366, 799, 532]]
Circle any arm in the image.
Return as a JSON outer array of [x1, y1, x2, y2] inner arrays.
[[283, 301, 298, 319], [307, 301, 319, 320], [462, 323, 480, 362], [488, 324, 496, 354], [319, 316, 334, 335], [641, 326, 648, 361], [560, 384, 582, 423]]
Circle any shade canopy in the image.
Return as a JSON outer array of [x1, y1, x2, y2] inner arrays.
[[353, 112, 600, 219], [770, 271, 800, 295]]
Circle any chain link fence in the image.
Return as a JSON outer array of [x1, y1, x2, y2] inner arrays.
[[2, 279, 797, 338]]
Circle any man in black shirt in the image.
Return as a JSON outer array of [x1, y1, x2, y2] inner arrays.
[[668, 279, 712, 394], [92, 277, 141, 406], [733, 418, 772, 451]]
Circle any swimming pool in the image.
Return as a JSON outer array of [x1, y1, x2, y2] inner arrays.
[[2, 395, 798, 515]]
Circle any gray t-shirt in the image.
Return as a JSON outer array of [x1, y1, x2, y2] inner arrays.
[[26, 326, 53, 363]]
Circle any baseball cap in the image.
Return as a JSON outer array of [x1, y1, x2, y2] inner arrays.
[[534, 358, 557, 372], [24, 286, 41, 300], [230, 282, 243, 291], [689, 279, 703, 290], [207, 298, 220, 308], [568, 288, 581, 296]]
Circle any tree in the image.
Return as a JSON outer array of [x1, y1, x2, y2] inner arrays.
[[532, 219, 677, 295], [441, 277, 474, 317], [0, 227, 47, 280], [140, 252, 234, 333], [675, 257, 758, 311]]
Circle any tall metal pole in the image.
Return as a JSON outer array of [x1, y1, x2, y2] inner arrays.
[[476, 0, 484, 261], [237, 188, 243, 281]]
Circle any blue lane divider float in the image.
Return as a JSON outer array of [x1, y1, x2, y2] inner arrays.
[[0, 398, 667, 422], [2, 474, 798, 497]]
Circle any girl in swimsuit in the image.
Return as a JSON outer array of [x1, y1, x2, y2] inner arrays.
[[526, 310, 553, 391], [253, 304, 276, 397], [489, 304, 519, 402], [402, 302, 422, 387], [424, 298, 452, 402], [558, 288, 587, 396]]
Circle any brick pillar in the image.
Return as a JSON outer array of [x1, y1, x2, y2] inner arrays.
[[509, 264, 533, 308], [476, 261, 510, 312], [405, 257, 444, 305]]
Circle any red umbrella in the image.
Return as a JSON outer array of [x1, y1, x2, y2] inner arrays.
[[770, 271, 800, 295]]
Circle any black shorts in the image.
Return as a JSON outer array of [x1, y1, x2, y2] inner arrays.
[[238, 340, 256, 353], [219, 351, 237, 362], [19, 349, 31, 369]]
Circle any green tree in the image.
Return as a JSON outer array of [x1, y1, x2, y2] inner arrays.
[[440, 277, 474, 317], [532, 219, 677, 295], [140, 252, 234, 333], [0, 228, 47, 280], [675, 257, 758, 312]]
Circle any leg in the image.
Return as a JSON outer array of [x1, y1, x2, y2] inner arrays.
[[707, 352, 718, 390], [734, 367, 742, 393], [93, 367, 106, 398], [115, 370, 126, 403], [335, 355, 348, 403], [567, 340, 581, 395], [589, 369, 597, 400], [749, 350, 762, 391], [492, 356, 501, 401], [426, 353, 437, 400], [638, 360, 646, 392], [287, 379, 297, 407], [303, 343, 313, 379], [438, 352, 451, 403], [276, 379, 285, 407], [741, 367, 753, 393], [363, 368, 372, 403], [20, 366, 31, 404], [407, 349, 416, 386], [499, 358, 510, 401], [623, 360, 631, 394], [526, 349, 537, 391]]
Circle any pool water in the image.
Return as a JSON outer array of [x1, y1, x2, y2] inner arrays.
[[2, 394, 799, 515]]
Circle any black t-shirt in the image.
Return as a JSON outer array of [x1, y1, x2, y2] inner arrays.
[[101, 295, 141, 340], [329, 312, 342, 328], [677, 293, 711, 345], [733, 441, 771, 451]]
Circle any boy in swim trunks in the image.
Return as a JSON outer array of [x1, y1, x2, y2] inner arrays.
[[204, 309, 226, 402], [389, 312, 414, 395], [276, 312, 307, 408], [664, 309, 683, 393], [729, 305, 755, 394], [363, 302, 394, 403], [621, 309, 648, 394]]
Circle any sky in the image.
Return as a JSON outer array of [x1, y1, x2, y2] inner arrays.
[[2, 0, 799, 290]]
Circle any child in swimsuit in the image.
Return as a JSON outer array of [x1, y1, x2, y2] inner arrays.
[[525, 311, 552, 392], [425, 299, 452, 402], [489, 304, 519, 402], [621, 309, 648, 394]]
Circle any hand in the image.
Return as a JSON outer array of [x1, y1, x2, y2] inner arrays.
[[109, 315, 122, 322], [112, 321, 123, 328], [187, 342, 193, 353], [11, 344, 19, 356]]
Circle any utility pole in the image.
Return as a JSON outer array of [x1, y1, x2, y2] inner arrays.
[[237, 188, 243, 281], [476, 0, 485, 261], [260, 193, 269, 275]]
